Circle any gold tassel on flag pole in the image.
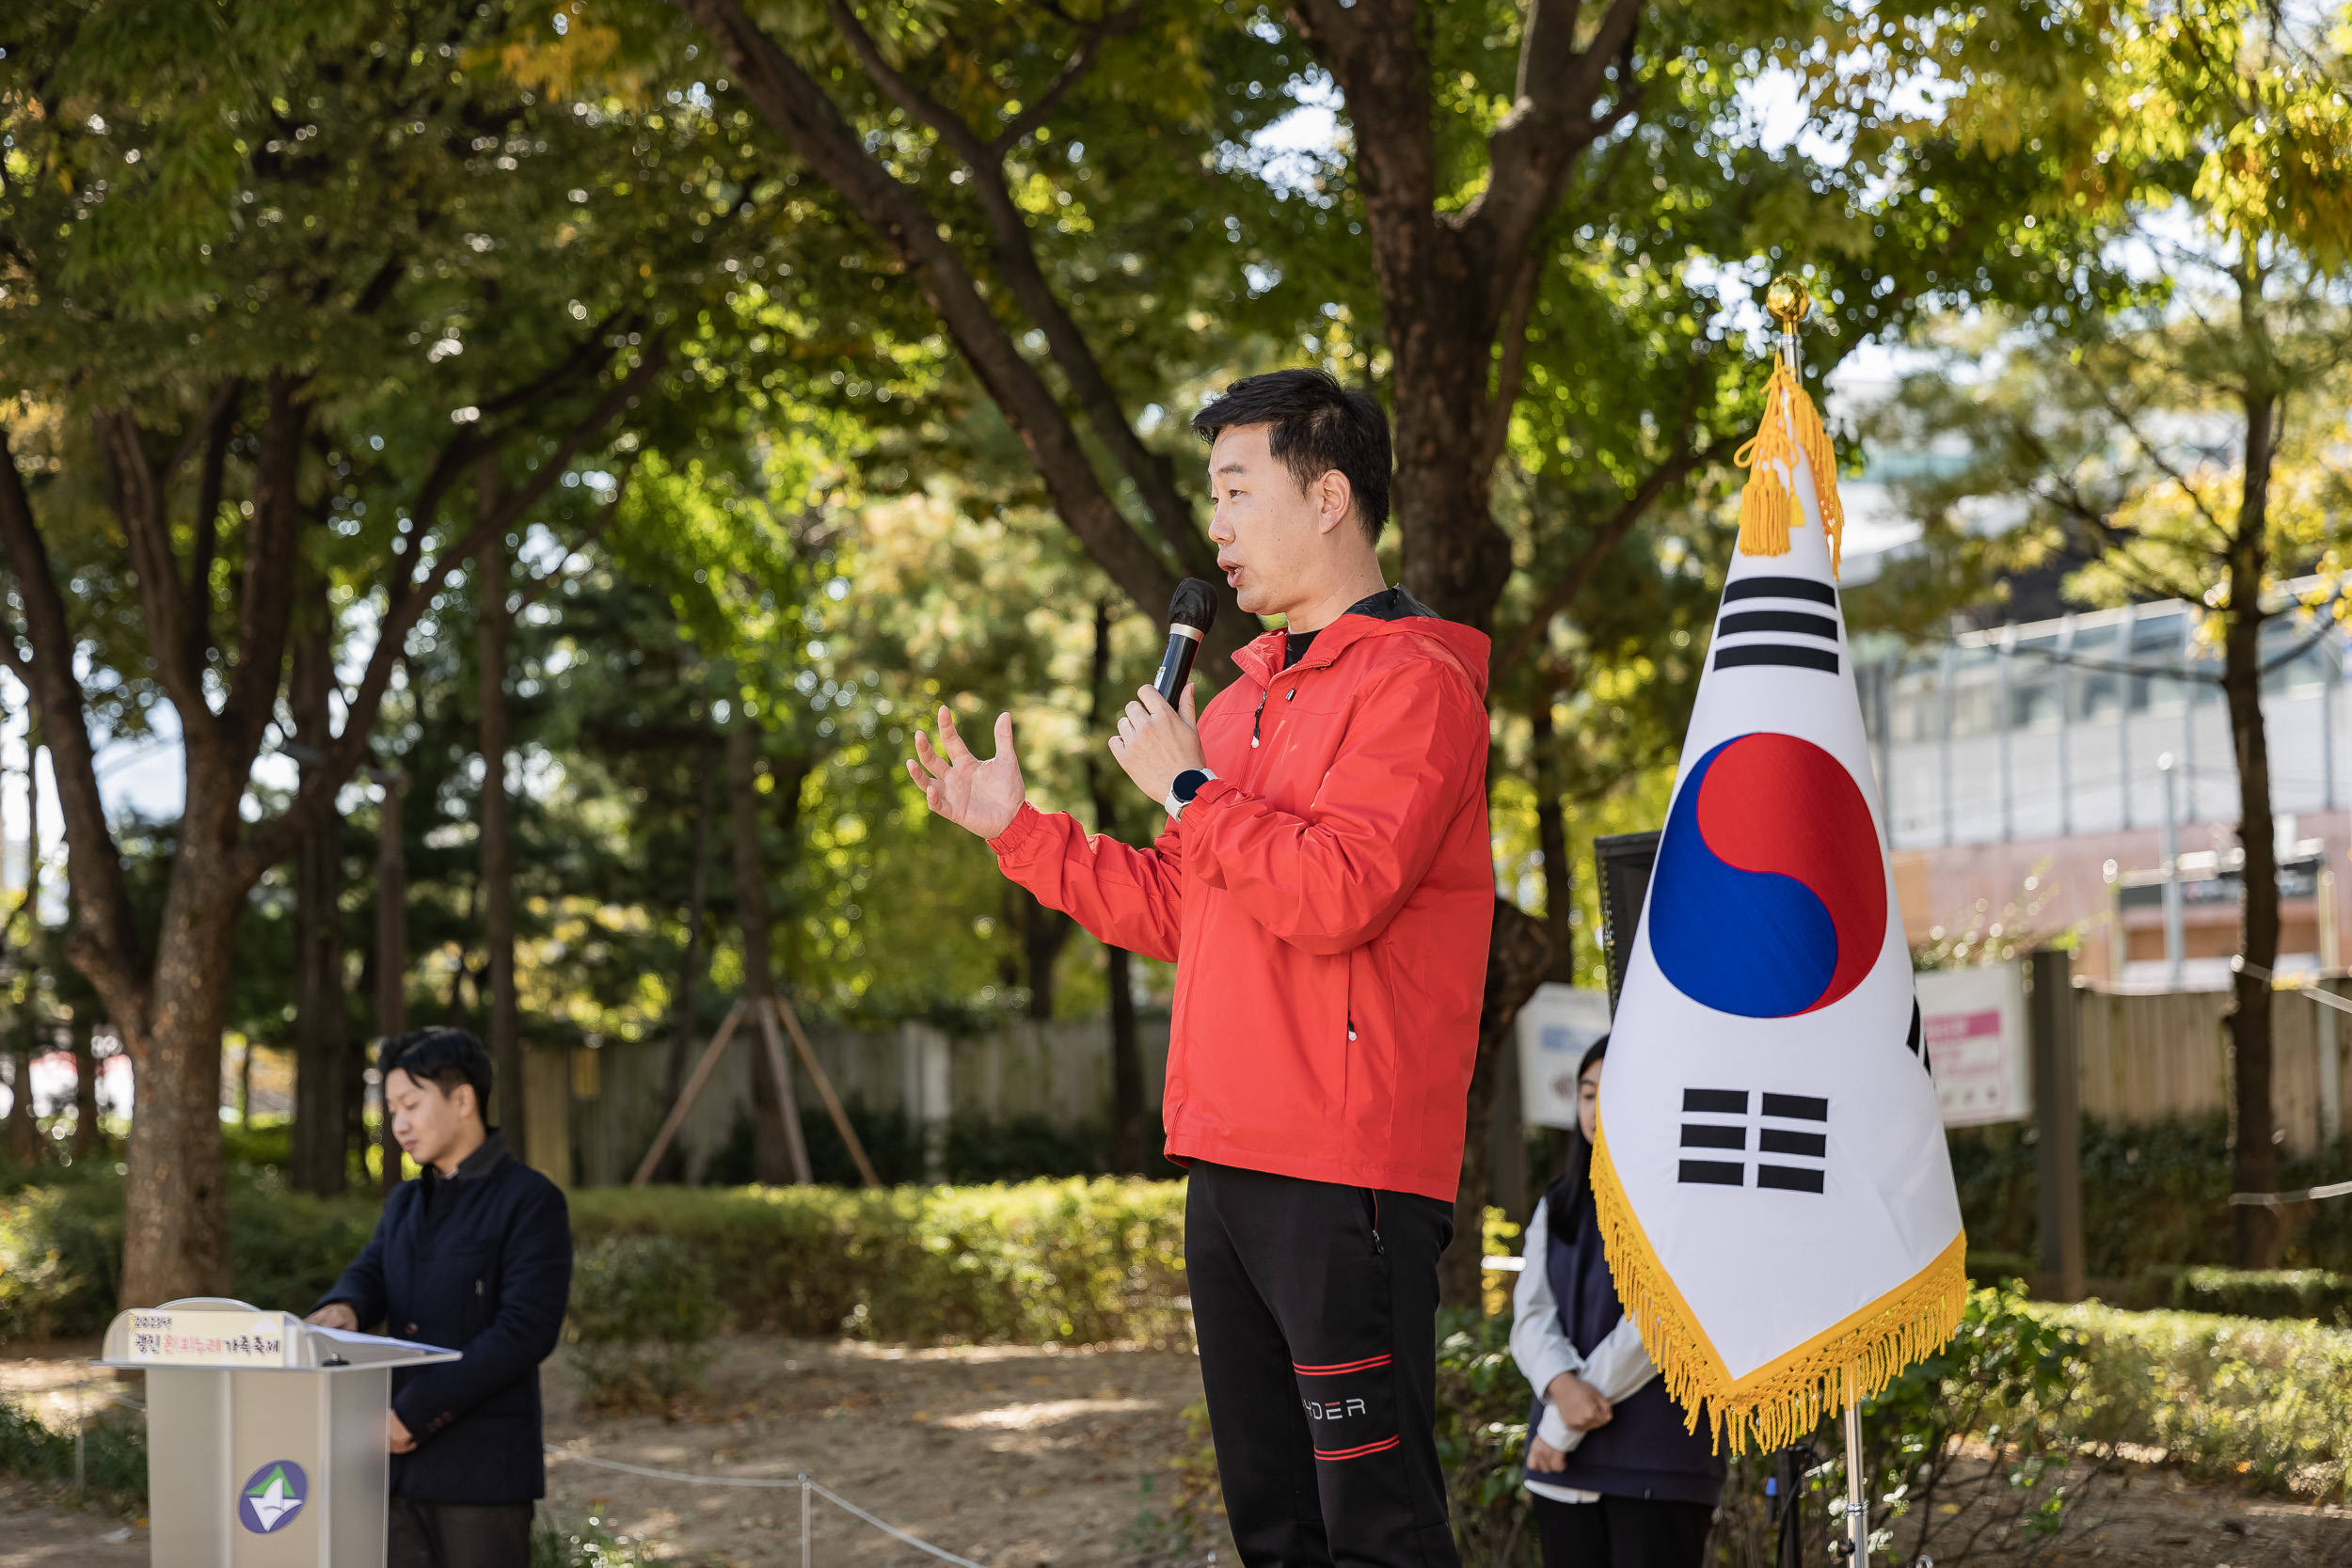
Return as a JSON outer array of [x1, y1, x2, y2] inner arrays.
[[1731, 276, 1847, 577]]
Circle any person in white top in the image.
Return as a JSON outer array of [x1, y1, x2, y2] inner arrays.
[[1509, 1037, 1723, 1564]]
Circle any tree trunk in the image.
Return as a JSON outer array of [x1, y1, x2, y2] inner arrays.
[[728, 719, 806, 1184], [2225, 391, 2280, 1268], [4, 1038, 35, 1164], [289, 579, 349, 1196], [768, 749, 815, 981], [1019, 888, 1073, 1022], [72, 1022, 101, 1157], [1089, 602, 1150, 1171], [1533, 698, 1579, 986], [476, 464, 525, 1149], [374, 774, 408, 1196], [6, 717, 40, 1166], [1438, 898, 1552, 1309], [660, 736, 719, 1182], [119, 858, 245, 1306]]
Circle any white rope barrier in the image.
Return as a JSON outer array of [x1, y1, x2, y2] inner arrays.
[[2228, 1178, 2352, 1209], [544, 1444, 990, 1568]]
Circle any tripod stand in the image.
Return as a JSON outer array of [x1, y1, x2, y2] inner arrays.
[[630, 990, 881, 1188]]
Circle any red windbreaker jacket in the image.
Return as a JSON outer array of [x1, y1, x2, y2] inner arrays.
[[988, 603, 1493, 1201]]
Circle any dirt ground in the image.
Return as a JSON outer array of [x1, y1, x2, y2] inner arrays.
[[6, 1335, 2350, 1567]]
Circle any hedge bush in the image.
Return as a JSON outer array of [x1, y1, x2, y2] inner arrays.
[[2156, 1265, 2352, 1324], [568, 1178, 1190, 1345], [3, 1169, 1192, 1349], [0, 1165, 374, 1342], [564, 1235, 725, 1409], [0, 1396, 147, 1508], [2036, 1298, 2352, 1497], [1949, 1116, 2352, 1275]]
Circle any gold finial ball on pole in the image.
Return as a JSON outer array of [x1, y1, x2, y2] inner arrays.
[[1765, 274, 1812, 328]]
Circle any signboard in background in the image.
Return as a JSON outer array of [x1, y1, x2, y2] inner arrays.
[[1516, 983, 1614, 1130], [1916, 960, 2032, 1127]]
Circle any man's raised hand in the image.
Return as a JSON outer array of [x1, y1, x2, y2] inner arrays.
[[907, 705, 1027, 840]]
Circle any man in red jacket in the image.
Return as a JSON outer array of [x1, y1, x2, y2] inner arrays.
[[908, 369, 1491, 1566]]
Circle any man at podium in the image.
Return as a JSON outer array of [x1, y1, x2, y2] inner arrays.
[[306, 1027, 572, 1568]]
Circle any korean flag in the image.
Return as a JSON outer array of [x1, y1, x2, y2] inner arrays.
[[1591, 360, 1966, 1453]]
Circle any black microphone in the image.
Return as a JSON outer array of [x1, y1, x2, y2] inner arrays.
[[1153, 578, 1218, 704]]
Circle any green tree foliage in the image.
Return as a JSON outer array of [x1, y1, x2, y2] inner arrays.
[[0, 0, 834, 1297], [1851, 0, 2352, 1265]]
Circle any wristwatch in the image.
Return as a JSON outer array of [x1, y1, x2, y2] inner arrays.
[[1164, 768, 1216, 822]]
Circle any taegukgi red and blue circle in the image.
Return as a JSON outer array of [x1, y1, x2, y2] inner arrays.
[[1646, 732, 1885, 1019]]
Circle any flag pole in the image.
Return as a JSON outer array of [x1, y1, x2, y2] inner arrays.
[[1842, 1363, 1868, 1564], [1765, 272, 1867, 1567]]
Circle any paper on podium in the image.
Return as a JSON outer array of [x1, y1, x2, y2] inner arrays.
[[304, 1323, 460, 1366]]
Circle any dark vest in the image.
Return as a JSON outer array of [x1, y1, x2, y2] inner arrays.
[[1523, 1181, 1726, 1506]]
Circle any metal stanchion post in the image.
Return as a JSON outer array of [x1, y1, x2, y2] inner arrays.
[[801, 1473, 812, 1568]]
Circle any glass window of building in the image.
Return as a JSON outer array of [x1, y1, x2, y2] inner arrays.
[[2186, 619, 2225, 703], [2008, 632, 2062, 730], [2071, 620, 2122, 721], [2128, 610, 2186, 712], [1893, 665, 1941, 744], [2260, 614, 2331, 697], [1947, 641, 2001, 737]]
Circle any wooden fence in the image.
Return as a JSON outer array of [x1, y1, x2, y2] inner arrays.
[[532, 984, 2340, 1187], [2075, 983, 2344, 1155], [561, 1016, 1172, 1187]]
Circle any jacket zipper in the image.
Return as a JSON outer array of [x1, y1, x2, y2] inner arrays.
[[1250, 687, 1268, 748]]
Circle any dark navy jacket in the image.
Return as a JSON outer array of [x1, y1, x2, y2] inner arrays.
[[1525, 1181, 1725, 1506], [317, 1131, 572, 1504]]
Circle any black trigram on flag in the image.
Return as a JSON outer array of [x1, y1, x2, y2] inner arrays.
[[1708, 577, 1842, 675], [1677, 1088, 1829, 1194]]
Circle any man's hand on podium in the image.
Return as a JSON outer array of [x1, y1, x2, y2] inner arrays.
[[305, 1302, 359, 1332], [388, 1412, 416, 1454]]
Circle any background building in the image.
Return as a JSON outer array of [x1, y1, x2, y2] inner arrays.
[[1854, 580, 2347, 988]]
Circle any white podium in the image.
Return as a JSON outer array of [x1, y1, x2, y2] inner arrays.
[[99, 1297, 459, 1568]]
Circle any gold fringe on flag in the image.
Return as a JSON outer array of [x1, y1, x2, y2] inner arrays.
[[1589, 1119, 1967, 1454], [1729, 360, 1847, 578]]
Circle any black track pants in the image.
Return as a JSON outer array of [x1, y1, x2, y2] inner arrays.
[[1531, 1493, 1714, 1568], [1185, 1159, 1462, 1568]]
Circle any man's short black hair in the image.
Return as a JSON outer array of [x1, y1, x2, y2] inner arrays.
[[382, 1027, 494, 1116], [1191, 368, 1392, 545]]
